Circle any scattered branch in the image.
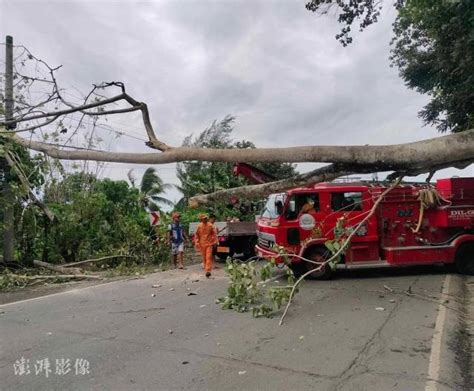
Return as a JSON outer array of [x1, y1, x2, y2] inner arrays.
[[33, 259, 83, 275], [63, 255, 134, 267], [11, 274, 102, 280]]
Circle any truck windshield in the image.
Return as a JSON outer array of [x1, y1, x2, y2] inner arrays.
[[261, 193, 286, 219]]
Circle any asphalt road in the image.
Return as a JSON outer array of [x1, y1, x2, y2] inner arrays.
[[1, 263, 472, 391]]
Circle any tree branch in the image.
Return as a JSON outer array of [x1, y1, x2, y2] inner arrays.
[[63, 254, 133, 267], [11, 273, 102, 280], [0, 115, 61, 134], [1, 93, 127, 125], [33, 259, 82, 274], [1, 86, 171, 151]]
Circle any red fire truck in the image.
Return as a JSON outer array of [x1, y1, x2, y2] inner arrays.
[[255, 177, 474, 279]]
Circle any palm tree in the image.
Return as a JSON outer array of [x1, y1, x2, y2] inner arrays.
[[128, 168, 174, 211]]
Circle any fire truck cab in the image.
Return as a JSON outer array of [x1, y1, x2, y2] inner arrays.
[[255, 177, 474, 279]]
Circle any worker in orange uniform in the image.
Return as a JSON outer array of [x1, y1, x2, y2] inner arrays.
[[195, 214, 217, 278], [299, 196, 318, 215]]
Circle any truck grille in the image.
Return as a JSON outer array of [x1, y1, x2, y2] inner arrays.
[[257, 232, 276, 249]]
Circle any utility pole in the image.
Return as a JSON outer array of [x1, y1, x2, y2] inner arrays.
[[2, 35, 15, 264], [5, 36, 14, 126]]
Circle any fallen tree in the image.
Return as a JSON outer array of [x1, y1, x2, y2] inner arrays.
[[8, 128, 473, 167], [7, 129, 474, 206], [1, 44, 473, 208]]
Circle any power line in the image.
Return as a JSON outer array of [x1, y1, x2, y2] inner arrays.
[[64, 116, 149, 142], [2, 79, 170, 143]]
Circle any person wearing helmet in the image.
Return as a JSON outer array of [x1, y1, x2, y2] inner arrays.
[[194, 213, 217, 277]]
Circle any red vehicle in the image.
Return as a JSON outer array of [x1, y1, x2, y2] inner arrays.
[[256, 177, 474, 279], [233, 162, 275, 185]]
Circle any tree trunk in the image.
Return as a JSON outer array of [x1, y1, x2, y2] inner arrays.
[[7, 129, 474, 206], [8, 129, 474, 168], [2, 180, 15, 264]]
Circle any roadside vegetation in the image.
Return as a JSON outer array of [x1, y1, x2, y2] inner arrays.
[[0, 116, 294, 293], [0, 154, 177, 291]]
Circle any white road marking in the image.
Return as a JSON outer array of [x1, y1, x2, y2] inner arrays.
[[425, 274, 451, 391], [0, 278, 129, 308], [0, 268, 228, 308]]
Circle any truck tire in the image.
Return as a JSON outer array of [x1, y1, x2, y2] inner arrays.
[[299, 247, 333, 280], [217, 254, 230, 263], [455, 242, 474, 275], [243, 237, 257, 261]]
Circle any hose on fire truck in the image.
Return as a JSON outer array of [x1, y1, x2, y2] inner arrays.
[[412, 188, 451, 233]]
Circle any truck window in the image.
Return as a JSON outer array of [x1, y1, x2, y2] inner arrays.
[[331, 192, 363, 211], [286, 193, 320, 220], [261, 193, 286, 219]]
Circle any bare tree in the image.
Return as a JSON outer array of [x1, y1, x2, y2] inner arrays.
[[1, 43, 473, 208]]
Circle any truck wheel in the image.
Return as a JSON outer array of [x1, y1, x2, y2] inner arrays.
[[243, 238, 257, 261], [455, 243, 474, 275], [301, 247, 333, 280], [216, 254, 229, 263]]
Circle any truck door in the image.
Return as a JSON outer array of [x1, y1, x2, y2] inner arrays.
[[329, 191, 379, 263], [284, 192, 324, 248]]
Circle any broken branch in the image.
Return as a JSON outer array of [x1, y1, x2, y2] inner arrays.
[[63, 255, 133, 267], [12, 274, 102, 280], [33, 260, 82, 275]]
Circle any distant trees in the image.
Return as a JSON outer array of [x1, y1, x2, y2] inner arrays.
[[177, 116, 298, 201]]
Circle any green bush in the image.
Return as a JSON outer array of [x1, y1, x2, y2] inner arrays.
[[14, 173, 171, 266]]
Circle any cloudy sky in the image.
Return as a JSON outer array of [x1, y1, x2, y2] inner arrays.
[[1, 0, 472, 203]]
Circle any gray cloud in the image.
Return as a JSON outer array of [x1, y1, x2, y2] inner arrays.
[[1, 0, 471, 204]]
